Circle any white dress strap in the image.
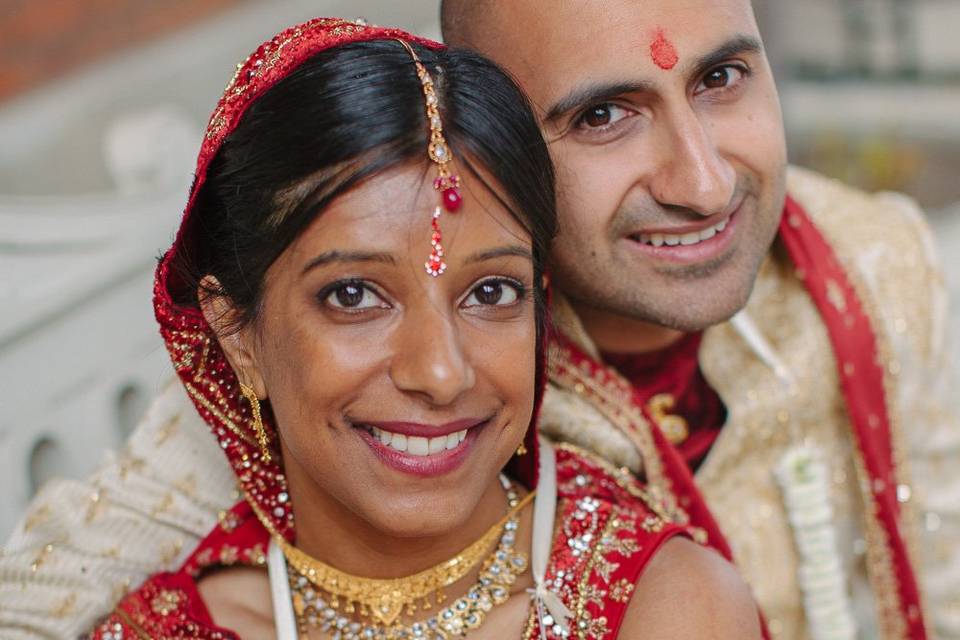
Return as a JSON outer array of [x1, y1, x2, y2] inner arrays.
[[531, 435, 557, 584], [268, 539, 299, 640], [529, 436, 571, 635]]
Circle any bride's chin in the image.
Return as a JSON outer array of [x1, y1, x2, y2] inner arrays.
[[354, 490, 483, 540]]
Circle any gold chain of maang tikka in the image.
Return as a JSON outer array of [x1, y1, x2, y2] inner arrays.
[[395, 39, 463, 278]]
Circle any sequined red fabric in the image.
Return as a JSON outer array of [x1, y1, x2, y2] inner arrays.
[[90, 447, 694, 639]]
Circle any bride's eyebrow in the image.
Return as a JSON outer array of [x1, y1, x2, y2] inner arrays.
[[464, 246, 533, 265], [301, 250, 397, 275]]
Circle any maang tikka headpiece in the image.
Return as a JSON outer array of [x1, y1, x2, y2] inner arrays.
[[397, 39, 462, 277]]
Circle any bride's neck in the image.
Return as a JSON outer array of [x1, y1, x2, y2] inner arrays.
[[284, 469, 517, 580]]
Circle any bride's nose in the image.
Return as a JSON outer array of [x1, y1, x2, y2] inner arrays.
[[389, 306, 476, 406]]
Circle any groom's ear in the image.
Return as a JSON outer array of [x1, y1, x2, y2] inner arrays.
[[198, 276, 268, 399]]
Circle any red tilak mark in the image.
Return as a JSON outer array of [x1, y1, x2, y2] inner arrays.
[[650, 30, 679, 70]]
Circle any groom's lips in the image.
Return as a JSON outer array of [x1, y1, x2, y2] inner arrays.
[[624, 200, 743, 265]]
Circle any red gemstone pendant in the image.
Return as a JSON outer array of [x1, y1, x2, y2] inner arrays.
[[442, 187, 462, 212]]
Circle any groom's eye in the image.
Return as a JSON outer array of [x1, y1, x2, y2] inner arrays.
[[695, 64, 750, 96], [584, 105, 613, 127], [575, 103, 634, 132]]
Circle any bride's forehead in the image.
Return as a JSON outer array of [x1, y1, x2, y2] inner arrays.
[[285, 164, 528, 252]]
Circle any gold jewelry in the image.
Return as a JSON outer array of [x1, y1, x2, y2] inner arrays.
[[646, 393, 689, 445], [515, 442, 528, 456], [278, 476, 534, 628], [239, 381, 271, 462]]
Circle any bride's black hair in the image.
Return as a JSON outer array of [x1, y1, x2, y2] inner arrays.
[[172, 40, 555, 339]]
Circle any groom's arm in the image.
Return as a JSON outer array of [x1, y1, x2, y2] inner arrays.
[[0, 380, 236, 639]]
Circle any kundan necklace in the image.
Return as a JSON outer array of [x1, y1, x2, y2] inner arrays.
[[279, 476, 534, 639]]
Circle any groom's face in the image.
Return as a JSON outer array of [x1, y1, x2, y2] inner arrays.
[[447, 0, 787, 332]]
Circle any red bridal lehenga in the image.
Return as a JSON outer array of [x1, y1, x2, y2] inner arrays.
[[88, 18, 705, 640]]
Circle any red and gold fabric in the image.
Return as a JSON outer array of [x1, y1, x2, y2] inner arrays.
[[89, 446, 695, 639]]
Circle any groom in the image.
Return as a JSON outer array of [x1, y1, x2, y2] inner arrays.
[[2, 1, 957, 638], [445, 2, 957, 638]]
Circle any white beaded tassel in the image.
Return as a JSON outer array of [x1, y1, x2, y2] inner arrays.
[[775, 446, 857, 640]]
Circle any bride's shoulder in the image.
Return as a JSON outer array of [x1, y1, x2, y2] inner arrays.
[[542, 444, 760, 639], [619, 536, 763, 638]]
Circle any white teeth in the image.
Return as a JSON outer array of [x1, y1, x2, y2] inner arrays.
[[636, 217, 729, 248], [445, 433, 460, 450], [429, 436, 446, 455], [407, 436, 429, 456], [371, 427, 469, 456]]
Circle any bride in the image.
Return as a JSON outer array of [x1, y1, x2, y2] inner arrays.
[[89, 18, 761, 639]]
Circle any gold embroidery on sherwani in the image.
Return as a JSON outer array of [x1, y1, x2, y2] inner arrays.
[[646, 393, 690, 445]]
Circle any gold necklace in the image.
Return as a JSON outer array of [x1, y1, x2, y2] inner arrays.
[[278, 476, 535, 628]]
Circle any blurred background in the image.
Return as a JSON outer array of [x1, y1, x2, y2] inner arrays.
[[0, 0, 958, 539]]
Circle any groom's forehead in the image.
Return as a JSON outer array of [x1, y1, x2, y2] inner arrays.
[[443, 0, 760, 108], [442, 0, 757, 59]]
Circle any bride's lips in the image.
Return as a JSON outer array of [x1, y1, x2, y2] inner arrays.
[[353, 417, 491, 478]]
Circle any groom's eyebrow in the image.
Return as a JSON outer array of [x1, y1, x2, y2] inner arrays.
[[689, 34, 764, 79], [544, 80, 655, 122], [543, 34, 764, 123]]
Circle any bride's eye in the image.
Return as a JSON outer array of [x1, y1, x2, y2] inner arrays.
[[462, 278, 524, 307], [320, 281, 387, 310]]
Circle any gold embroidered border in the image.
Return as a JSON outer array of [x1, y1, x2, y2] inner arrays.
[[183, 381, 257, 449], [573, 514, 621, 640], [548, 343, 678, 519], [555, 442, 684, 525], [114, 605, 154, 640]]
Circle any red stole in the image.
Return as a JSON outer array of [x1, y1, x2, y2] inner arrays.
[[779, 197, 926, 639]]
